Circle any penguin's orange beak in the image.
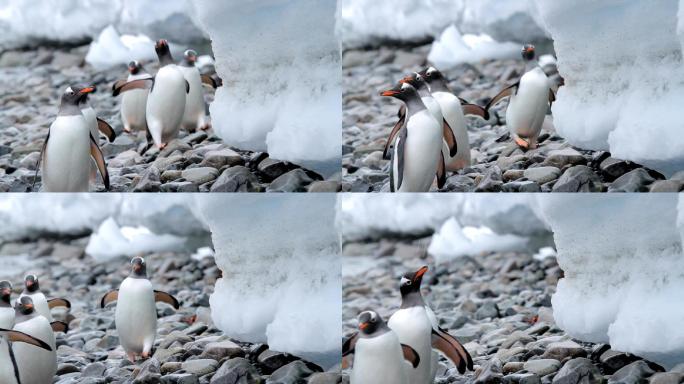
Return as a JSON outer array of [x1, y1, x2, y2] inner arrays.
[[1, 288, 9, 296], [79, 87, 95, 94], [359, 322, 369, 330], [414, 266, 428, 281], [26, 280, 33, 288], [380, 89, 399, 97], [133, 264, 142, 272], [25, 303, 33, 310], [399, 76, 413, 84]]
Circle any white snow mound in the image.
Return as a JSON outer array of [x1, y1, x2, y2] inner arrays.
[[428, 25, 520, 68]]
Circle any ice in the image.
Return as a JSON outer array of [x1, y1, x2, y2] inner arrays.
[[85, 26, 157, 69], [192, 0, 341, 175], [428, 217, 529, 263], [197, 195, 340, 367], [428, 25, 520, 68], [534, 0, 684, 176], [538, 194, 684, 368], [339, 0, 547, 49]]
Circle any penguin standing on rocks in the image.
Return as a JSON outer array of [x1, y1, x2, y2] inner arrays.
[[0, 326, 52, 384], [380, 82, 446, 192], [112, 39, 189, 149], [113, 60, 152, 134], [342, 310, 420, 384], [178, 49, 217, 132], [0, 281, 14, 329], [419, 67, 488, 171], [34, 85, 110, 192], [485, 44, 555, 150], [12, 297, 57, 384], [100, 257, 179, 362], [19, 275, 70, 331]]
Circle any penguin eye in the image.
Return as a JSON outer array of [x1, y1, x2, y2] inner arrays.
[[406, 280, 412, 286]]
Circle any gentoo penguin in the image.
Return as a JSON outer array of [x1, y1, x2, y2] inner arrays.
[[380, 82, 445, 192], [342, 310, 420, 384], [112, 39, 190, 149], [34, 85, 110, 192], [0, 281, 14, 329], [0, 327, 52, 384], [178, 49, 217, 132], [113, 60, 151, 134], [100, 257, 179, 361], [19, 275, 70, 329], [79, 86, 116, 144], [419, 67, 487, 171], [12, 297, 57, 384], [485, 44, 555, 150]]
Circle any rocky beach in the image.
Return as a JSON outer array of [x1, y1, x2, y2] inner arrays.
[[0, 46, 340, 193], [0, 235, 342, 383], [342, 236, 680, 383], [342, 44, 684, 193]]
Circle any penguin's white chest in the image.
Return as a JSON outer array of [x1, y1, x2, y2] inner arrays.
[[433, 92, 471, 170], [116, 277, 157, 354], [351, 332, 409, 384], [13, 316, 56, 384], [43, 114, 91, 192], [421, 96, 443, 124], [395, 110, 442, 192], [388, 307, 433, 383], [146, 65, 187, 146], [19, 292, 51, 321], [507, 68, 550, 139], [0, 338, 18, 384], [0, 307, 14, 329], [81, 105, 98, 141], [121, 73, 150, 132], [179, 65, 207, 131]]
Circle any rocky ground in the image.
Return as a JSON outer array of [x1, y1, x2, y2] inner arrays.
[[0, 236, 341, 383], [343, 237, 680, 383], [342, 45, 683, 193], [0, 46, 340, 193]]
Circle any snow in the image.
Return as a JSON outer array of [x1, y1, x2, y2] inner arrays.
[[428, 25, 520, 68], [339, 0, 548, 49], [192, 0, 341, 175], [534, 0, 684, 176], [85, 26, 157, 69], [197, 195, 340, 367]]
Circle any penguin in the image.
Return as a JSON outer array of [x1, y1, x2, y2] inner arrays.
[[34, 85, 110, 192], [112, 39, 190, 149], [485, 44, 555, 150], [12, 297, 57, 384], [380, 82, 445, 192], [178, 49, 218, 132], [113, 60, 152, 134], [0, 327, 52, 384], [19, 275, 70, 329], [100, 257, 179, 361], [0, 281, 14, 329], [342, 310, 420, 384], [419, 67, 488, 171], [77, 85, 116, 185]]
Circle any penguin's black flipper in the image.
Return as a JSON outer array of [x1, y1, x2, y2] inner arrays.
[[396, 127, 407, 191], [0, 328, 52, 351], [484, 82, 519, 119], [201, 74, 218, 89], [436, 152, 446, 189], [112, 79, 127, 93], [548, 88, 556, 107], [50, 321, 69, 334], [97, 118, 117, 142], [400, 344, 421, 368], [342, 333, 358, 357], [185, 80, 190, 93], [112, 78, 154, 97], [32, 130, 49, 191], [397, 104, 406, 119], [431, 328, 473, 373], [383, 111, 405, 159], [154, 290, 180, 309], [442, 119, 457, 157], [458, 97, 472, 105], [48, 298, 71, 309], [100, 289, 119, 308], [461, 103, 488, 120], [89, 133, 110, 191]]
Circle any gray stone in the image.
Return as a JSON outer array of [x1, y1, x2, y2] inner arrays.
[[608, 169, 655, 192], [609, 361, 656, 384], [210, 357, 263, 384], [524, 166, 561, 184], [543, 148, 586, 168], [523, 359, 561, 376], [200, 148, 244, 169], [133, 166, 161, 192], [553, 165, 603, 192], [307, 373, 342, 384], [475, 301, 500, 320], [474, 358, 504, 384], [257, 158, 298, 181], [552, 358, 603, 384], [267, 169, 314, 192], [476, 165, 503, 192], [649, 373, 683, 384], [200, 340, 245, 361], [307, 180, 340, 192], [210, 166, 260, 192], [542, 340, 587, 361], [268, 361, 314, 383], [181, 359, 218, 376], [649, 180, 683, 192], [181, 167, 219, 184], [600, 157, 639, 181]]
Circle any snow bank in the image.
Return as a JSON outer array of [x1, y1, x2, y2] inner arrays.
[[535, 0, 684, 176], [192, 0, 341, 173], [197, 195, 340, 367], [340, 0, 548, 49], [85, 26, 157, 69], [539, 194, 684, 368], [428, 25, 520, 68]]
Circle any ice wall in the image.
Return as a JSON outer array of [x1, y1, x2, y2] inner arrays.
[[535, 0, 684, 176], [197, 195, 341, 367], [192, 0, 341, 173], [539, 194, 684, 368]]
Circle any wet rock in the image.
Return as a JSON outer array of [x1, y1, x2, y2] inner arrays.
[[608, 169, 655, 192], [553, 166, 602, 192], [267, 169, 313, 192], [257, 158, 299, 181], [552, 358, 603, 384], [210, 166, 260, 192], [600, 157, 640, 181], [267, 360, 315, 383], [608, 361, 656, 384], [258, 350, 300, 374]]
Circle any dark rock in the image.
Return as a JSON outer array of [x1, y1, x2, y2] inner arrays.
[[257, 350, 300, 374], [267, 169, 314, 192], [552, 358, 603, 384], [475, 301, 500, 320], [133, 166, 161, 192], [474, 358, 504, 384], [553, 165, 603, 192], [307, 373, 343, 384], [476, 165, 503, 192], [649, 180, 683, 192], [210, 358, 263, 384], [609, 361, 656, 384], [267, 360, 314, 384], [211, 166, 261, 192], [307, 181, 341, 192], [600, 157, 640, 181], [257, 158, 299, 181], [608, 169, 655, 192]]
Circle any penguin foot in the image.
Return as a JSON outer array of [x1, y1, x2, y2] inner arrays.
[[158, 142, 168, 150], [200, 122, 211, 131], [123, 127, 132, 134], [141, 351, 150, 359], [127, 352, 136, 362], [514, 136, 530, 150]]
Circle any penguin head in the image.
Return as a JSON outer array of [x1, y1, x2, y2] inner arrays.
[[399, 265, 428, 297], [399, 72, 429, 91], [0, 281, 11, 302], [183, 49, 198, 66], [128, 60, 143, 75], [15, 297, 34, 315], [357, 310, 383, 335], [130, 257, 147, 277], [155, 39, 174, 65], [380, 82, 419, 102], [61, 85, 95, 107], [420, 67, 445, 84], [24, 274, 39, 293], [522, 44, 535, 61]]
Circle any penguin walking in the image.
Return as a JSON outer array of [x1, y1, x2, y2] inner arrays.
[[0, 281, 14, 329], [380, 82, 445, 192], [19, 275, 70, 330], [0, 327, 52, 384], [485, 44, 555, 150], [178, 49, 218, 132], [419, 67, 487, 171], [100, 257, 179, 361], [113, 60, 152, 134], [12, 297, 57, 384], [34, 85, 110, 192], [343, 310, 420, 384], [112, 40, 189, 149]]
